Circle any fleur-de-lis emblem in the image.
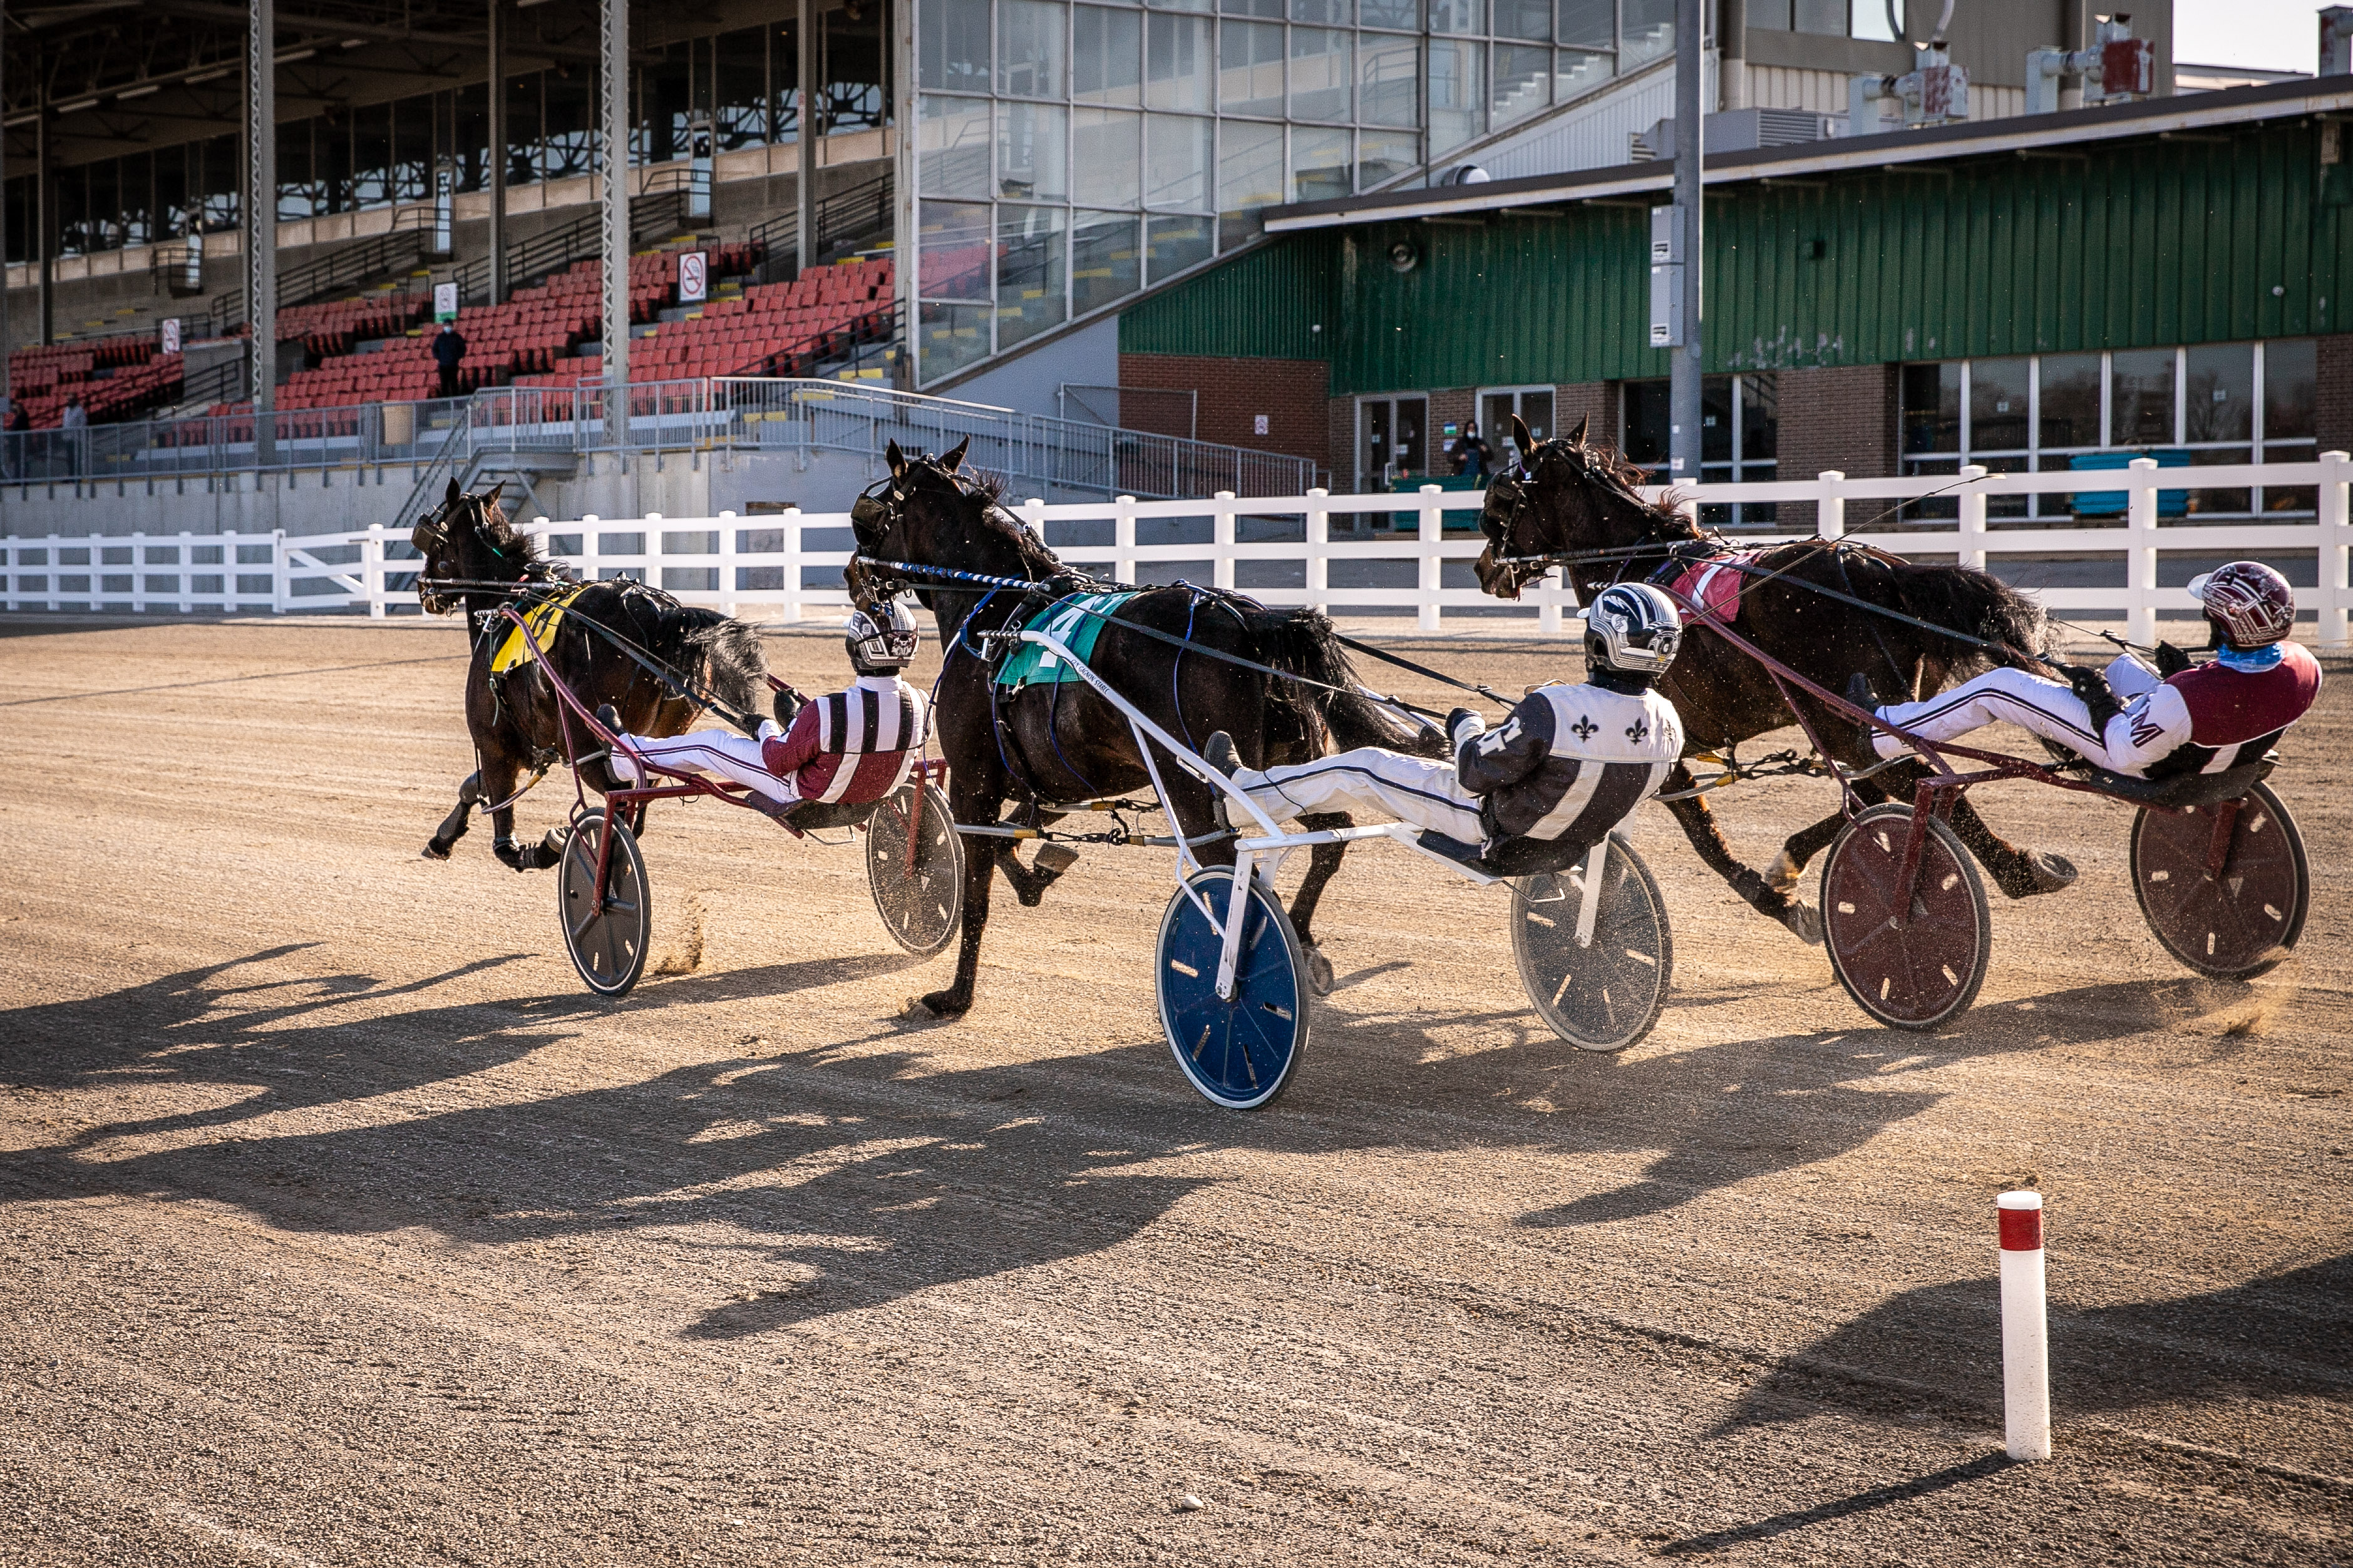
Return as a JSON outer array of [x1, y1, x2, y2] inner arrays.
[[1625, 717, 1650, 743], [1571, 714, 1599, 741]]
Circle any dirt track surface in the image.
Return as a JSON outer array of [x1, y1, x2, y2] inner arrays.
[[1, 617, 2347, 1567]]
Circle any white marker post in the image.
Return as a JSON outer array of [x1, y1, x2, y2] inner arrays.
[[1998, 1191, 2051, 1461]]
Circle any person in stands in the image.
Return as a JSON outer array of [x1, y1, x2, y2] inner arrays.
[[1858, 561, 2321, 779], [433, 322, 468, 399], [600, 601, 929, 816], [1449, 421, 1494, 483]]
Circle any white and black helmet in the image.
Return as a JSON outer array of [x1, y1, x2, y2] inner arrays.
[[845, 598, 920, 675], [1583, 582, 1683, 676]]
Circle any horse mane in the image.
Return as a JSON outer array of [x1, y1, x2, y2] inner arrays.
[[954, 467, 1065, 578], [473, 491, 544, 563], [1570, 438, 1705, 541]]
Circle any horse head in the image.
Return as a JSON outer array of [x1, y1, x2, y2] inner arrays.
[[850, 436, 1056, 610], [413, 477, 528, 615], [1473, 414, 1694, 600]]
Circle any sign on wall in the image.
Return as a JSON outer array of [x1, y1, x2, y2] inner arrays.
[[434, 282, 459, 323], [679, 252, 708, 304], [160, 319, 182, 356]]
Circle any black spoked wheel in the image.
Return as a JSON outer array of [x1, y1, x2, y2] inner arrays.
[[1510, 832, 1674, 1052], [867, 781, 965, 958], [558, 809, 651, 998], [2130, 781, 2309, 978], [1821, 803, 1991, 1032], [1156, 867, 1310, 1110]]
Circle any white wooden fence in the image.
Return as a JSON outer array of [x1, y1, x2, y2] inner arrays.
[[6, 456, 2350, 646]]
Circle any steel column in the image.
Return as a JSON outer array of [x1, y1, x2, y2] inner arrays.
[[248, 0, 276, 455], [1667, 0, 1702, 485], [488, 0, 507, 305], [895, 0, 915, 387], [601, 0, 629, 443], [796, 0, 817, 275], [36, 69, 51, 347], [1, 11, 10, 405]]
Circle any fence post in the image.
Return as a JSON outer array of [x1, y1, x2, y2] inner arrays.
[[1816, 470, 1846, 540], [1212, 491, 1237, 593], [719, 510, 738, 617], [1957, 463, 1989, 571], [582, 515, 602, 587], [1418, 483, 1443, 633], [175, 530, 194, 614], [273, 528, 289, 614], [644, 512, 663, 589], [783, 506, 804, 624], [1021, 496, 1048, 543], [2126, 457, 2160, 647], [49, 533, 62, 613], [1115, 494, 1138, 585], [1305, 487, 1331, 615], [362, 526, 385, 618], [2320, 451, 2350, 648], [128, 531, 147, 614]]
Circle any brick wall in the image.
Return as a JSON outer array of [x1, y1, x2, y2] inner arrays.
[[1118, 353, 1332, 479], [2318, 334, 2353, 458], [1774, 363, 1899, 530], [1553, 381, 1615, 449]]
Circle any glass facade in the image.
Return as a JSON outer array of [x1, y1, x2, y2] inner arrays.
[[1899, 342, 2318, 520], [915, 0, 1662, 382], [1622, 372, 1778, 525], [3, 8, 887, 264]]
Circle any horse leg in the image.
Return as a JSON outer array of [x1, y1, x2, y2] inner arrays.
[[918, 781, 1007, 1020], [1943, 789, 2079, 899], [1764, 775, 1892, 893], [1282, 812, 1351, 997], [1660, 763, 1823, 944], [483, 757, 565, 871], [422, 770, 481, 860], [994, 814, 1079, 909]]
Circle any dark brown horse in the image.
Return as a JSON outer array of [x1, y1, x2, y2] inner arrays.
[[412, 479, 775, 869], [1474, 418, 2077, 938], [847, 439, 1443, 1020]]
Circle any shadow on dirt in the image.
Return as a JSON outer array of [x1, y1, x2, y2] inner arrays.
[[1718, 1255, 2352, 1433], [1656, 1453, 2012, 1557]]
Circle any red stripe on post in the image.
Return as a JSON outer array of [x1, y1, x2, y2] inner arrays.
[[2000, 1206, 2043, 1251]]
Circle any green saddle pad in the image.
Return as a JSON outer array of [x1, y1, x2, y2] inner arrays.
[[993, 592, 1141, 692]]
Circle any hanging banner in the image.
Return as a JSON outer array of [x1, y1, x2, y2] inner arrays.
[[160, 319, 183, 356], [678, 252, 709, 304], [434, 282, 460, 323]]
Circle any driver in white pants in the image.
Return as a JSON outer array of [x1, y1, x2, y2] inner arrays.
[[1203, 583, 1687, 868]]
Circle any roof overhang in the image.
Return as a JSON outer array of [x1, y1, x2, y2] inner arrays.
[[1264, 76, 2353, 233]]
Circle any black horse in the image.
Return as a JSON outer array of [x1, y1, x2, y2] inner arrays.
[[847, 439, 1442, 1021], [412, 478, 775, 869], [1474, 417, 2078, 938]]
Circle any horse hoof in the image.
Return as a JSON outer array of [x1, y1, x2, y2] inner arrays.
[[1306, 947, 1336, 997], [1784, 898, 1825, 946], [2022, 851, 2079, 896], [421, 842, 451, 862], [1764, 849, 1803, 894], [912, 990, 970, 1022], [1034, 843, 1081, 876]]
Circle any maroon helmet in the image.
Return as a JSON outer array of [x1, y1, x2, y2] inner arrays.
[[2187, 561, 2296, 648]]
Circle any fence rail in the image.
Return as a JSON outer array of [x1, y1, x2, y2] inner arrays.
[[6, 457, 2349, 645]]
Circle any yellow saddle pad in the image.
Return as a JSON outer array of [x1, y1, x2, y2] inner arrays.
[[490, 588, 586, 675]]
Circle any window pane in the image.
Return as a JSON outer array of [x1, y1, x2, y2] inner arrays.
[[1794, 0, 1844, 34], [1290, 28, 1352, 120], [1217, 118, 1285, 211], [1430, 0, 1484, 33], [2185, 343, 2254, 444], [1702, 377, 1734, 464], [1622, 0, 1675, 65], [919, 96, 994, 197], [1492, 43, 1550, 125], [716, 29, 769, 150], [999, 0, 1068, 98], [1622, 381, 1669, 473], [1150, 0, 1213, 11], [1359, 34, 1421, 125], [1902, 362, 1960, 454], [1075, 6, 1145, 104], [1557, 0, 1611, 48], [1146, 13, 1212, 108], [1361, 0, 1421, 26], [1969, 357, 2029, 451], [2111, 349, 2176, 447], [1074, 210, 1143, 312], [355, 103, 394, 205], [1555, 48, 1610, 100], [1495, 0, 1550, 39], [1428, 39, 1484, 155], [543, 74, 594, 183], [998, 206, 1068, 348], [1357, 128, 1420, 188], [1073, 108, 1144, 205], [1220, 21, 1285, 116], [1750, 0, 1793, 24], [1290, 125, 1352, 202], [1146, 113, 1213, 207], [2264, 338, 2317, 441], [1741, 375, 1777, 459], [1292, 0, 1351, 19], [1147, 213, 1216, 280], [999, 101, 1069, 199], [920, 300, 993, 379], [919, 199, 995, 299], [920, 0, 992, 90], [2037, 353, 2101, 449], [1223, 0, 1284, 14], [1852, 0, 1905, 41]]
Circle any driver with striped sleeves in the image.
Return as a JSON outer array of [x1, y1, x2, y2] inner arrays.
[[1202, 583, 1687, 874], [604, 601, 928, 813]]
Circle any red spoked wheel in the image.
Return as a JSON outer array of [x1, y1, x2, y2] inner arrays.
[[1820, 802, 1992, 1032], [2129, 781, 2308, 978]]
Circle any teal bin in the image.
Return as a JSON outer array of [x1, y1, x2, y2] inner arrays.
[[2069, 449, 2190, 518]]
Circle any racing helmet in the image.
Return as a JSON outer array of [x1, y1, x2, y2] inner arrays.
[[1583, 582, 1683, 677], [845, 598, 920, 675], [2187, 561, 2296, 648]]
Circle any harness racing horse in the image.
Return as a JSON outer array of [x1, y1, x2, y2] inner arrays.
[[1475, 416, 2078, 938], [847, 438, 1443, 1021], [413, 478, 775, 869]]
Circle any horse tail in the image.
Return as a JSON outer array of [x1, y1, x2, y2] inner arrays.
[[1247, 605, 1449, 759], [1887, 558, 2051, 676], [681, 612, 771, 717]]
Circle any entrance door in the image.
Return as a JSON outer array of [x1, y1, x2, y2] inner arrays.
[[1357, 395, 1428, 491], [1480, 386, 1555, 468]]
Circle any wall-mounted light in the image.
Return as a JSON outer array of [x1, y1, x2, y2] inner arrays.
[[116, 84, 162, 100], [56, 97, 100, 114]]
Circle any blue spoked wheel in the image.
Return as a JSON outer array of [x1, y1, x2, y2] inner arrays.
[[1155, 866, 1311, 1110]]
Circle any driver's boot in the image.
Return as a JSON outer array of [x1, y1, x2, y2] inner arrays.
[[1200, 731, 1239, 834]]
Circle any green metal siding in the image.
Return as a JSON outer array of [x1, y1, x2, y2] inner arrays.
[[1123, 120, 2350, 396]]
